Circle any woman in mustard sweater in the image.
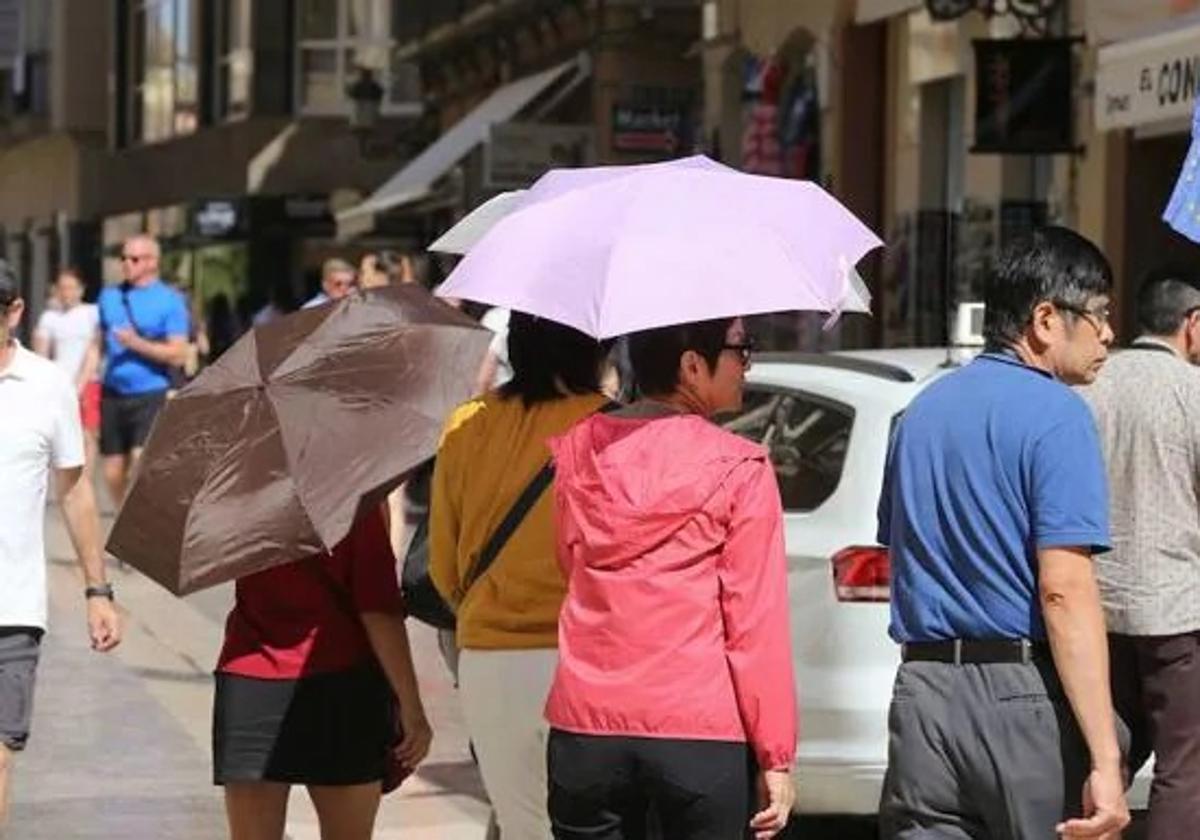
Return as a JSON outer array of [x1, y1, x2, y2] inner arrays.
[[429, 312, 611, 840]]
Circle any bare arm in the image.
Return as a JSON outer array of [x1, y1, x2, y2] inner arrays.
[[119, 331, 189, 367], [54, 467, 120, 651], [1039, 546, 1128, 836], [361, 610, 432, 766], [32, 331, 51, 358]]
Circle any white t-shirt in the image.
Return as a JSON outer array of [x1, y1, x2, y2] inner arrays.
[[0, 342, 85, 629], [35, 303, 99, 384]]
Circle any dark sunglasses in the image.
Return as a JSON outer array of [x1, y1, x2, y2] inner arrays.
[[722, 338, 756, 366]]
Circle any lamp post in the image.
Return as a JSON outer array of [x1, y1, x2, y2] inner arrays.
[[347, 66, 384, 155]]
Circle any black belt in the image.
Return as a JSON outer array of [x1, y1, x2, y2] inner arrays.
[[902, 639, 1049, 665]]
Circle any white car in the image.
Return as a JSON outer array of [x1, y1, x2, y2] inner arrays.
[[723, 348, 1149, 830]]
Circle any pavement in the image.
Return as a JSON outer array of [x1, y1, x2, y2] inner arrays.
[[6, 501, 492, 839]]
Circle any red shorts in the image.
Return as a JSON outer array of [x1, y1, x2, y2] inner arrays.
[[80, 382, 101, 432]]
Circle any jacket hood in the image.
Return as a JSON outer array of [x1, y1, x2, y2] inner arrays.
[[549, 413, 766, 569]]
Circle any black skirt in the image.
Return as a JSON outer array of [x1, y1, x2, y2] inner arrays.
[[213, 663, 393, 786]]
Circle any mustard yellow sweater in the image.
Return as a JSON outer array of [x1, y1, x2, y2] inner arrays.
[[428, 391, 607, 649]]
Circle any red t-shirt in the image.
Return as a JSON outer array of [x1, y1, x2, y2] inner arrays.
[[216, 510, 404, 679]]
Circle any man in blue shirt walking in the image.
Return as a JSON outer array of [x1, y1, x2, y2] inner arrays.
[[878, 227, 1129, 839], [97, 235, 190, 507]]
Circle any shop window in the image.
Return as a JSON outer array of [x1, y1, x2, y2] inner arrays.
[[295, 0, 421, 117], [131, 0, 199, 143], [215, 0, 252, 120]]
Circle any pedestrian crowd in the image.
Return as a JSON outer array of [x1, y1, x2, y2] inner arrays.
[[3, 212, 1200, 840]]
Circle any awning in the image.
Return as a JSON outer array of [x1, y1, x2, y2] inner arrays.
[[336, 57, 583, 240], [855, 0, 921, 25], [1095, 23, 1200, 132]]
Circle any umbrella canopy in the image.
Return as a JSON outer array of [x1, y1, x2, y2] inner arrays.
[[105, 285, 490, 595], [435, 157, 882, 338]]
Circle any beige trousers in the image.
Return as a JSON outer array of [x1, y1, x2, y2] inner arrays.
[[459, 648, 558, 840]]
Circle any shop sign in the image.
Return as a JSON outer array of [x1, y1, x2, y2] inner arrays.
[[972, 39, 1075, 154], [611, 104, 687, 153], [1095, 25, 1200, 131], [484, 123, 594, 188], [192, 200, 241, 238], [283, 195, 332, 222]]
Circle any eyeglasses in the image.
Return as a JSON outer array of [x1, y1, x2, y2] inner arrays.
[[722, 338, 756, 366], [1054, 300, 1111, 332]]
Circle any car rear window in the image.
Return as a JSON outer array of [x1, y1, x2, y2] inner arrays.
[[722, 387, 855, 512]]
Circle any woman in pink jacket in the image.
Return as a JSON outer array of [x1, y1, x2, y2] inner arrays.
[[546, 316, 797, 840]]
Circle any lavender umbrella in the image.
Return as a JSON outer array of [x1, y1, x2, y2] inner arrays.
[[435, 157, 882, 338]]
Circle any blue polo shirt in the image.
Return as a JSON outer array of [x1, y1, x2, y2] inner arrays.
[[878, 353, 1110, 642], [98, 279, 190, 395]]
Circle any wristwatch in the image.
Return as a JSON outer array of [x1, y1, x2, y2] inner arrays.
[[85, 584, 115, 601]]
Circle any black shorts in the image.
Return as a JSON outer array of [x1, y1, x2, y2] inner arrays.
[[100, 389, 167, 456], [0, 628, 43, 751], [212, 664, 393, 786]]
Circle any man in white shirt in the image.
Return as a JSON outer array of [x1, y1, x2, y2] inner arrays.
[[0, 261, 120, 825], [33, 269, 101, 478]]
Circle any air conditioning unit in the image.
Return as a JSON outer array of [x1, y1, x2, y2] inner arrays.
[[952, 302, 985, 347]]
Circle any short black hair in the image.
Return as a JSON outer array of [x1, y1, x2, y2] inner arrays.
[[1136, 266, 1200, 336], [0, 260, 17, 309], [983, 226, 1113, 351], [627, 317, 734, 396], [499, 311, 610, 406]]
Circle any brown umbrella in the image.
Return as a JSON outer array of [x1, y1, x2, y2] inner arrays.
[[106, 284, 491, 595]]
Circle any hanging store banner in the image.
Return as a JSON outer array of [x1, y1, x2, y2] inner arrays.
[[485, 123, 594, 189], [1087, 0, 1200, 45], [972, 39, 1075, 154], [1095, 24, 1200, 131]]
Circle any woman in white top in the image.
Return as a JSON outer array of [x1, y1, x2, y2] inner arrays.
[[34, 269, 101, 477]]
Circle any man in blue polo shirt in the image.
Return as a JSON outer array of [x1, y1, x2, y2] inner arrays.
[[877, 227, 1129, 840], [97, 234, 190, 507]]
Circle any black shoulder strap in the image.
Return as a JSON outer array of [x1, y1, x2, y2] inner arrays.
[[119, 282, 143, 337], [457, 400, 621, 597]]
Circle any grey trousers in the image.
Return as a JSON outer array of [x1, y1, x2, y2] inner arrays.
[[879, 658, 1111, 840]]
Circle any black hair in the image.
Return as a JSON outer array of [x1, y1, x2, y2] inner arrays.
[[983, 226, 1113, 351], [627, 317, 734, 396], [1136, 265, 1200, 336], [372, 250, 405, 283], [0, 260, 17, 309], [498, 311, 610, 406]]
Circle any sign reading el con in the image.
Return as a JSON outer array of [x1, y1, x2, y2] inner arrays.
[[1096, 27, 1200, 131]]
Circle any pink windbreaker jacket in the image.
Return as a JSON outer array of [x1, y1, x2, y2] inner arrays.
[[545, 412, 798, 771]]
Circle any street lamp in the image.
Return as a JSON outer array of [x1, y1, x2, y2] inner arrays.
[[347, 66, 384, 154]]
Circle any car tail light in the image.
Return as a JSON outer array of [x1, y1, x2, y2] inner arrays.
[[832, 546, 890, 602]]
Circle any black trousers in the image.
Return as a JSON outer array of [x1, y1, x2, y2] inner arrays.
[[547, 729, 755, 840]]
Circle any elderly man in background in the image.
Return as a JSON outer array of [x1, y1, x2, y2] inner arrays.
[[302, 258, 356, 308], [1082, 268, 1200, 840]]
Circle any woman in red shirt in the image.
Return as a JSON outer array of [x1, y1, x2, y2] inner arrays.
[[213, 508, 431, 840]]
